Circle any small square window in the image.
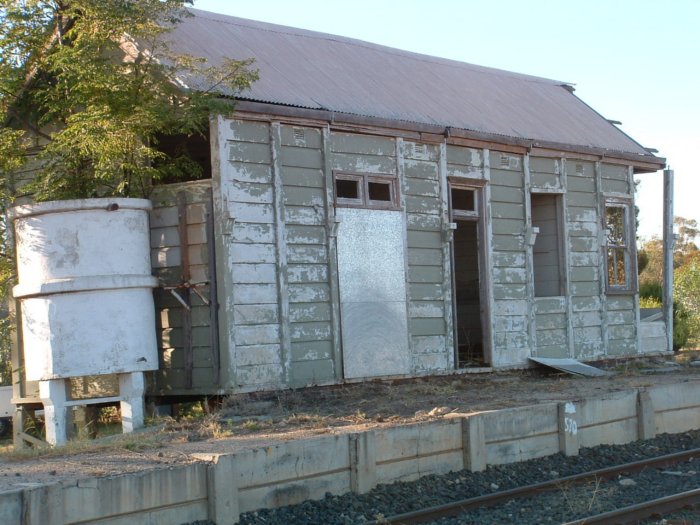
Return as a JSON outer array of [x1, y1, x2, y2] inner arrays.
[[334, 172, 398, 209], [336, 178, 360, 199], [368, 180, 392, 202], [451, 188, 475, 212]]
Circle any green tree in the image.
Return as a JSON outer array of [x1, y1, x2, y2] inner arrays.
[[0, 0, 257, 199], [0, 0, 257, 384], [675, 253, 700, 347]]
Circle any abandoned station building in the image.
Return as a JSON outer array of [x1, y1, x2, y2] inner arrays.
[[12, 8, 670, 405], [135, 8, 669, 396]]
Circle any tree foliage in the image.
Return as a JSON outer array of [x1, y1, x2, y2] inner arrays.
[[638, 216, 700, 350], [0, 0, 258, 199], [0, 0, 258, 383]]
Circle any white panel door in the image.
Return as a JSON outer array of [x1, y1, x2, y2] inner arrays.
[[336, 207, 410, 378]]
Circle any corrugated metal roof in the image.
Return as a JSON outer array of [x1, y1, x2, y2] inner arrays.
[[169, 9, 654, 158]]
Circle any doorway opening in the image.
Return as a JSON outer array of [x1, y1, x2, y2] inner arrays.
[[450, 186, 488, 368]]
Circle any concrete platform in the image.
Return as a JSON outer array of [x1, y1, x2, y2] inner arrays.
[[2, 379, 700, 524]]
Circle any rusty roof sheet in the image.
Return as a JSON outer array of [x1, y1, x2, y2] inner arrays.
[[169, 9, 654, 158]]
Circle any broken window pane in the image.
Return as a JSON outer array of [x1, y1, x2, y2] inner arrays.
[[606, 206, 626, 246], [368, 181, 392, 201], [336, 178, 360, 199], [451, 188, 475, 212]]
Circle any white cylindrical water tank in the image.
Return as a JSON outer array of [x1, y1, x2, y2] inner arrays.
[[11, 198, 159, 381]]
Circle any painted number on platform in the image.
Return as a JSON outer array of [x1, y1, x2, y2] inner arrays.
[[564, 417, 577, 435]]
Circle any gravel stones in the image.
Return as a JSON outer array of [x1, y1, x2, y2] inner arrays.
[[229, 430, 700, 525]]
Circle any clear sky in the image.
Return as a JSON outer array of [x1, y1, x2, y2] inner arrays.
[[193, 0, 699, 241]]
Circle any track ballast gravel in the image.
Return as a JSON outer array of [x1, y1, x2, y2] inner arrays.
[[186, 429, 700, 525]]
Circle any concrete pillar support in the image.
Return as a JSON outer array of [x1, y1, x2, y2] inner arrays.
[[558, 402, 579, 456], [349, 432, 377, 494], [462, 415, 486, 472], [39, 379, 68, 446], [199, 453, 240, 525], [637, 390, 656, 440], [119, 372, 145, 433]]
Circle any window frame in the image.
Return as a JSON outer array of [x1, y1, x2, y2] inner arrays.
[[603, 198, 637, 294], [530, 191, 566, 297], [333, 171, 399, 210], [449, 179, 485, 221]]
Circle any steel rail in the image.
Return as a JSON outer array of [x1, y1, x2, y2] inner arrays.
[[563, 487, 700, 524], [364, 447, 700, 525]]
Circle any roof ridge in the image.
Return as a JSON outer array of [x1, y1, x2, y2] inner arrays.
[[186, 8, 570, 87]]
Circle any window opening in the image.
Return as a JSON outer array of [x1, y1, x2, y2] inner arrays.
[[367, 180, 392, 202], [605, 203, 632, 291], [451, 188, 476, 213], [531, 193, 564, 297], [336, 178, 360, 200], [333, 172, 397, 209]]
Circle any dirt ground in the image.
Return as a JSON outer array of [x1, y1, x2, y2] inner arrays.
[[1, 353, 700, 493]]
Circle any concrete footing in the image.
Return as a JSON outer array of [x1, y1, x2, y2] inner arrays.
[[37, 372, 146, 446], [3, 380, 700, 524]]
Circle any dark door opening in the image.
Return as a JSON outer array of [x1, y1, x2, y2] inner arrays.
[[453, 220, 486, 367]]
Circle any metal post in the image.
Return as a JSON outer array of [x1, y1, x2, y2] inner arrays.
[[662, 168, 674, 352]]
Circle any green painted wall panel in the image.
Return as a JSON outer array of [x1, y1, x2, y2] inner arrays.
[[493, 284, 527, 300], [489, 169, 522, 188], [407, 213, 442, 230], [290, 360, 335, 386], [405, 159, 439, 180], [331, 132, 395, 156], [492, 234, 524, 251], [446, 145, 481, 167], [287, 264, 329, 284], [281, 167, 324, 188], [228, 141, 271, 164], [491, 202, 525, 220], [490, 185, 524, 204], [408, 247, 442, 266], [410, 317, 445, 336], [408, 301, 444, 318], [234, 304, 279, 326], [407, 229, 442, 249], [567, 191, 597, 208], [405, 177, 440, 197], [332, 152, 397, 174], [409, 283, 443, 301], [529, 157, 560, 174], [531, 172, 560, 189], [280, 126, 322, 149], [229, 120, 270, 143], [288, 283, 330, 303], [566, 176, 595, 193], [231, 223, 275, 244], [286, 224, 327, 245], [291, 340, 334, 361], [290, 321, 332, 343], [281, 146, 323, 169], [225, 161, 272, 184], [289, 302, 332, 323], [283, 186, 325, 207], [287, 245, 328, 264], [405, 195, 441, 214], [408, 265, 443, 284]]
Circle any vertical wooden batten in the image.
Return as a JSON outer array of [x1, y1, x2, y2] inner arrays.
[[560, 159, 575, 358], [481, 149, 495, 365], [177, 191, 194, 389], [396, 138, 414, 368], [628, 166, 642, 354], [270, 122, 291, 384], [205, 187, 221, 385], [321, 126, 343, 380], [522, 154, 537, 356], [594, 161, 609, 354], [438, 142, 455, 367]]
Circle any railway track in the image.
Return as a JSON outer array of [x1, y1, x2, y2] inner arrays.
[[365, 448, 700, 525]]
